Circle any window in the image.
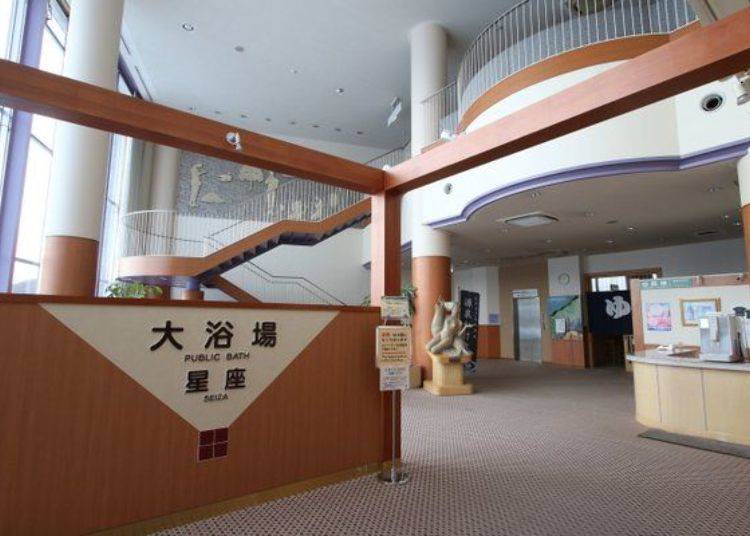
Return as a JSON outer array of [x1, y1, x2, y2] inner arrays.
[[588, 270, 661, 293], [11, 8, 64, 293], [0, 0, 26, 203]]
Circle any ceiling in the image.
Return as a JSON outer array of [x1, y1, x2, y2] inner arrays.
[[444, 160, 745, 266], [123, 0, 516, 153]]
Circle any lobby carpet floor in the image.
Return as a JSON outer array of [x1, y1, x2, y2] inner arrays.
[[163, 360, 750, 535]]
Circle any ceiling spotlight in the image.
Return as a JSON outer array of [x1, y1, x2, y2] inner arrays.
[[240, 113, 248, 119], [234, 45, 245, 53], [605, 238, 615, 245], [335, 88, 345, 95], [311, 124, 320, 128], [264, 117, 272, 122], [213, 110, 221, 115], [736, 71, 750, 106], [181, 23, 195, 31], [290, 68, 299, 75], [289, 120, 297, 125], [334, 127, 342, 132], [626, 226, 637, 232], [503, 212, 558, 227]]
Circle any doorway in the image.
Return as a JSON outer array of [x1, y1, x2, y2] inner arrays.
[[513, 296, 542, 362]]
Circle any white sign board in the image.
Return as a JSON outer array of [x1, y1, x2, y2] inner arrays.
[[376, 325, 412, 367], [380, 295, 410, 323], [379, 366, 410, 391], [42, 303, 336, 430]]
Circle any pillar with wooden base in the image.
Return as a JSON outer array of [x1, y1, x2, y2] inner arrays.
[[423, 352, 474, 396], [38, 0, 125, 296]]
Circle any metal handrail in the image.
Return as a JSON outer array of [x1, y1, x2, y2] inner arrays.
[[421, 0, 697, 147], [366, 142, 411, 169]]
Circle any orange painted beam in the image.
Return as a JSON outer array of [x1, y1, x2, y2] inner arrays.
[[0, 60, 384, 194], [385, 7, 750, 194]]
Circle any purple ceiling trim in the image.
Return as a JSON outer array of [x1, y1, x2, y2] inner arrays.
[[427, 138, 750, 229]]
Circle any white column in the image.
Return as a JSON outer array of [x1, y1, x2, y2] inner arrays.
[[149, 145, 181, 210], [409, 22, 447, 157], [43, 0, 125, 240], [411, 194, 451, 258], [739, 151, 750, 208]]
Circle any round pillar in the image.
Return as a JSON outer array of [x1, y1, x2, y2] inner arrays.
[[411, 218, 451, 382], [739, 152, 750, 271], [409, 22, 447, 156], [39, 0, 125, 296], [149, 145, 181, 210]]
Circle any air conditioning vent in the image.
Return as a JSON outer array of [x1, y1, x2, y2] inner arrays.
[[502, 212, 559, 228]]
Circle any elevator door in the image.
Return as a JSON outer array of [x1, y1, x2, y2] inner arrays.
[[514, 296, 542, 362]]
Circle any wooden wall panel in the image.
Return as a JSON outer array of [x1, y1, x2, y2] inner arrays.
[[477, 325, 501, 359], [0, 301, 382, 534]]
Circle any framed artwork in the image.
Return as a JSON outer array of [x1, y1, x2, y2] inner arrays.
[[646, 303, 672, 332], [680, 298, 721, 327]]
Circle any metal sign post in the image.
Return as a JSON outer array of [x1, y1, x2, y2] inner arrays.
[[376, 296, 411, 485]]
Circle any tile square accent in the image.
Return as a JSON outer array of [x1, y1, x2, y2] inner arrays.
[[197, 445, 213, 461], [214, 442, 228, 458], [214, 427, 229, 443], [199, 430, 214, 446]]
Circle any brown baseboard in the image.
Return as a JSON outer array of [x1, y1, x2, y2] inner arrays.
[[95, 462, 383, 535]]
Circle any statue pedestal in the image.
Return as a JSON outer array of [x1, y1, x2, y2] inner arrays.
[[423, 352, 473, 396]]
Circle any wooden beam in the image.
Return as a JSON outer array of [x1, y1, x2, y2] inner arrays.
[[385, 7, 750, 194], [0, 60, 383, 194]]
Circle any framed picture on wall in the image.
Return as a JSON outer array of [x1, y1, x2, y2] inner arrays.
[[646, 303, 672, 332], [680, 298, 721, 327]]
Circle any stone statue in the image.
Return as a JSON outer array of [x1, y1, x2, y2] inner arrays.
[[425, 297, 474, 360], [189, 163, 205, 207]]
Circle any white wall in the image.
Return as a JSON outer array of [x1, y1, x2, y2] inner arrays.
[[548, 256, 582, 297], [453, 266, 500, 325], [582, 239, 746, 278], [641, 284, 750, 347], [277, 134, 387, 164], [223, 227, 370, 305]]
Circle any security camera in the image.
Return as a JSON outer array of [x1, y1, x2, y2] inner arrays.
[[225, 131, 242, 151], [736, 71, 750, 106]]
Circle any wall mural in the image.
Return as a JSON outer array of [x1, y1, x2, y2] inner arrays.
[[177, 151, 294, 216]]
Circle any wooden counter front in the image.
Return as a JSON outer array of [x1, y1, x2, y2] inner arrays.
[[629, 351, 750, 446], [0, 295, 384, 534]]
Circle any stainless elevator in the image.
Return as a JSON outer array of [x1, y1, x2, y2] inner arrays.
[[513, 294, 543, 362]]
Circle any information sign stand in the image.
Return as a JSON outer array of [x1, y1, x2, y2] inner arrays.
[[376, 296, 411, 485]]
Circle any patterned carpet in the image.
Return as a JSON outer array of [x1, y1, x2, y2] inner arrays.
[[162, 360, 750, 535]]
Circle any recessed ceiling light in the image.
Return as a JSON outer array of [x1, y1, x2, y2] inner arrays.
[[289, 120, 297, 125], [181, 23, 195, 32], [334, 127, 342, 132], [335, 88, 345, 95], [356, 130, 364, 135], [626, 226, 637, 232], [265, 117, 272, 122], [605, 238, 615, 245], [606, 220, 619, 225], [290, 68, 299, 75], [584, 211, 595, 218], [234, 45, 245, 53], [311, 124, 320, 128], [213, 110, 221, 115], [240, 113, 248, 119]]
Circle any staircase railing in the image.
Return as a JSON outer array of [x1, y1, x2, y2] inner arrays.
[[421, 0, 697, 147], [366, 142, 411, 169], [119, 178, 366, 258]]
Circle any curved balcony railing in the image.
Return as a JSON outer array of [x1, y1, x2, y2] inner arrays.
[[422, 0, 697, 147], [119, 178, 365, 258]]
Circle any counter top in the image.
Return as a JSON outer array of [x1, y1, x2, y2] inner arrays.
[[627, 350, 750, 372]]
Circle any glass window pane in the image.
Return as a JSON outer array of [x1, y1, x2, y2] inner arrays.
[[0, 0, 24, 62], [16, 139, 52, 264], [12, 260, 39, 294], [38, 27, 64, 75], [31, 114, 57, 149]]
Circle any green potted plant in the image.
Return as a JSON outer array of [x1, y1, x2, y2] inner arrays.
[[105, 280, 164, 299]]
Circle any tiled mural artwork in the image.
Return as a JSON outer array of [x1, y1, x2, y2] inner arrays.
[[177, 152, 295, 216]]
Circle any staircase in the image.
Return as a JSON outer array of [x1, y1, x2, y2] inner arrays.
[[117, 179, 370, 303]]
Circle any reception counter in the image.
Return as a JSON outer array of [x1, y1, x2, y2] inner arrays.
[[628, 351, 750, 446]]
